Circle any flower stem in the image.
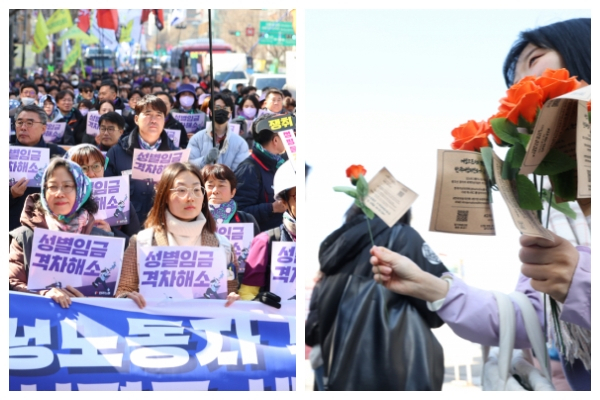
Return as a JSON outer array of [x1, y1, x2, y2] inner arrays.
[[365, 216, 375, 247]]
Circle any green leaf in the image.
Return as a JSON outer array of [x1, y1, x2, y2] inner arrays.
[[517, 114, 535, 132], [491, 117, 518, 145], [517, 133, 531, 148], [361, 204, 375, 219], [533, 149, 577, 176], [549, 170, 577, 201], [333, 186, 358, 198], [356, 174, 369, 199], [515, 175, 543, 210], [502, 147, 515, 180], [511, 142, 526, 169], [480, 146, 494, 185], [549, 194, 577, 220]]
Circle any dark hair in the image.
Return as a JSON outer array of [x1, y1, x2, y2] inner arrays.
[[78, 99, 94, 109], [16, 104, 48, 125], [264, 88, 284, 101], [47, 85, 59, 94], [239, 94, 260, 111], [154, 91, 174, 106], [201, 164, 237, 190], [96, 99, 116, 113], [251, 113, 277, 145], [283, 96, 296, 109], [503, 18, 591, 87], [141, 81, 153, 89], [208, 93, 234, 112], [240, 86, 257, 96], [68, 144, 106, 171], [135, 95, 167, 116], [282, 89, 292, 98], [79, 82, 94, 93], [39, 158, 99, 215], [100, 80, 118, 93], [345, 204, 412, 227], [55, 90, 74, 103], [152, 83, 166, 90], [20, 81, 38, 95], [99, 111, 125, 130], [145, 162, 216, 234], [128, 90, 144, 100]]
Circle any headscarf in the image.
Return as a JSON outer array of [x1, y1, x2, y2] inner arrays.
[[40, 159, 93, 224]]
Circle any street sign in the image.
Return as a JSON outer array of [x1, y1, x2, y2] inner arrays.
[[246, 27, 255, 36], [258, 21, 296, 46]]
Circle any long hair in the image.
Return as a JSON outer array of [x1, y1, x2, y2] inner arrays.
[[503, 18, 591, 86], [145, 162, 216, 233]]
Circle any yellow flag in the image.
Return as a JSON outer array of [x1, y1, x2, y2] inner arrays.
[[32, 12, 49, 53], [47, 9, 73, 34], [57, 26, 90, 45], [120, 20, 133, 43], [62, 41, 81, 73]]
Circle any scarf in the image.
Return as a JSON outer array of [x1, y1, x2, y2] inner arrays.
[[282, 211, 296, 241], [209, 200, 237, 224], [40, 159, 93, 224], [46, 209, 90, 233], [138, 135, 162, 151], [165, 209, 206, 247], [254, 142, 285, 169]]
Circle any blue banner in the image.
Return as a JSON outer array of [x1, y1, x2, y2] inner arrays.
[[9, 292, 296, 391]]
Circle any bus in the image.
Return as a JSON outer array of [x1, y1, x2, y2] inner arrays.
[[84, 48, 117, 74], [169, 38, 233, 77]]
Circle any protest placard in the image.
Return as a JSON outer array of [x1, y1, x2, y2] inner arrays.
[[131, 148, 191, 182], [137, 245, 228, 300], [216, 223, 254, 275], [91, 176, 130, 226], [429, 150, 496, 235], [27, 228, 126, 297], [42, 122, 66, 144], [206, 121, 241, 136], [10, 117, 15, 135], [9, 292, 296, 391], [278, 130, 296, 171], [165, 128, 181, 148], [364, 167, 417, 228], [86, 111, 100, 136], [172, 113, 205, 133], [269, 242, 296, 301], [9, 146, 50, 188]]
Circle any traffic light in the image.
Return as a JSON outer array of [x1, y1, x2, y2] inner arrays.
[[13, 38, 18, 58], [229, 30, 241, 36]]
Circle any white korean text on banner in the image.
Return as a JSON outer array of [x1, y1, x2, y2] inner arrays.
[[172, 113, 205, 133], [137, 245, 228, 300], [269, 242, 296, 301], [9, 292, 296, 391], [9, 146, 50, 188], [91, 176, 130, 226], [131, 149, 191, 182], [217, 223, 254, 275], [86, 111, 100, 136], [27, 228, 126, 297], [165, 129, 181, 148], [43, 122, 66, 144]]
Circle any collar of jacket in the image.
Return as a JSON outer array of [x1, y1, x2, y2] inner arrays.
[[122, 127, 176, 155], [251, 143, 279, 172], [14, 135, 49, 149]]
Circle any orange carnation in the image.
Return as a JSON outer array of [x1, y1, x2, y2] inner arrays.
[[346, 164, 367, 180], [451, 120, 490, 152], [496, 77, 544, 125], [534, 68, 583, 100]]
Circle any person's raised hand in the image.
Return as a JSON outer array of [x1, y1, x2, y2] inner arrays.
[[93, 219, 112, 233], [10, 178, 29, 198], [272, 200, 286, 213], [44, 287, 72, 308], [123, 291, 147, 309]]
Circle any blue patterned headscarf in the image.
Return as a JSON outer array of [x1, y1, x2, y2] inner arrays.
[[40, 159, 93, 223]]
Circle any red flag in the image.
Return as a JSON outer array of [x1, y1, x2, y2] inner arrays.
[[141, 9, 164, 31], [140, 9, 150, 24], [97, 9, 119, 31], [77, 9, 90, 33]]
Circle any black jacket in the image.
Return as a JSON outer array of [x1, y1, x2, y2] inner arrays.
[[164, 114, 189, 149], [104, 127, 178, 226], [52, 108, 83, 145], [9, 138, 66, 231], [231, 209, 261, 237]]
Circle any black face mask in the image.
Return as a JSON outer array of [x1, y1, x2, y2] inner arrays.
[[214, 109, 229, 124]]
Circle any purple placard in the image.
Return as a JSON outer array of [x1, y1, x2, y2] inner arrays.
[[269, 242, 296, 301], [172, 113, 205, 133], [137, 245, 228, 300], [91, 176, 130, 226], [43, 122, 66, 144], [27, 228, 126, 297], [216, 223, 254, 275], [165, 128, 181, 148], [86, 111, 100, 135], [9, 146, 50, 188], [131, 148, 190, 182]]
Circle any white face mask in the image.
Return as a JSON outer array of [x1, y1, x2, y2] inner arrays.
[[79, 108, 89, 117], [21, 97, 36, 106], [179, 96, 194, 108]]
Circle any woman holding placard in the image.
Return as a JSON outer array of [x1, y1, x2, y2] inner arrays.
[[50, 90, 80, 145], [115, 162, 240, 308], [65, 144, 141, 246], [9, 158, 113, 308]]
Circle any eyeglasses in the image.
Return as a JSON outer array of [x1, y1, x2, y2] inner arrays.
[[21, 90, 37, 97], [16, 120, 45, 128], [214, 105, 231, 112], [82, 89, 92, 93], [170, 186, 205, 199], [46, 183, 76, 194], [81, 163, 103, 174], [99, 126, 119, 133]]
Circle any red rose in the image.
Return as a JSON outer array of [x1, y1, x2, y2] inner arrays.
[[535, 68, 583, 100], [451, 120, 490, 151], [495, 77, 544, 124], [346, 165, 367, 181]]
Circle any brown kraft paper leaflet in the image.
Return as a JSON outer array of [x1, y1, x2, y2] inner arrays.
[[429, 150, 495, 235], [492, 152, 554, 241], [364, 167, 418, 228], [576, 100, 591, 198]]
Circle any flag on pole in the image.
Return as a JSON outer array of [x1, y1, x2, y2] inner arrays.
[[97, 9, 119, 31], [119, 20, 134, 43], [46, 9, 73, 34], [77, 9, 91, 33], [32, 12, 49, 53], [169, 9, 186, 26], [141, 9, 164, 31], [62, 40, 81, 73]]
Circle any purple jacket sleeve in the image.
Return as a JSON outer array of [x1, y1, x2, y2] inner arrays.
[[436, 272, 544, 348], [560, 246, 590, 330]]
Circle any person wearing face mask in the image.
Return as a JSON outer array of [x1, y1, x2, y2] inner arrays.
[[9, 81, 39, 117], [188, 93, 249, 172], [233, 95, 260, 148], [77, 99, 94, 118], [238, 161, 296, 301], [174, 84, 200, 114]]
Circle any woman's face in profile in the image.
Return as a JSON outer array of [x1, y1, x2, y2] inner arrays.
[[514, 43, 564, 83]]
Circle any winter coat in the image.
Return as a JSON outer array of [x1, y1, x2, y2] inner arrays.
[[104, 127, 178, 227], [188, 126, 249, 172]]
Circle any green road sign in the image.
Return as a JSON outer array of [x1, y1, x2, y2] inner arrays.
[[259, 21, 296, 46]]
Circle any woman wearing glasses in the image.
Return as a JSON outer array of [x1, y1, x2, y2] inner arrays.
[[115, 162, 240, 308], [188, 94, 250, 172], [65, 143, 141, 247], [9, 158, 113, 307], [49, 90, 81, 145]]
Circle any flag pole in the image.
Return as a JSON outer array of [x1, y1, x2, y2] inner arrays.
[[208, 9, 216, 151]]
